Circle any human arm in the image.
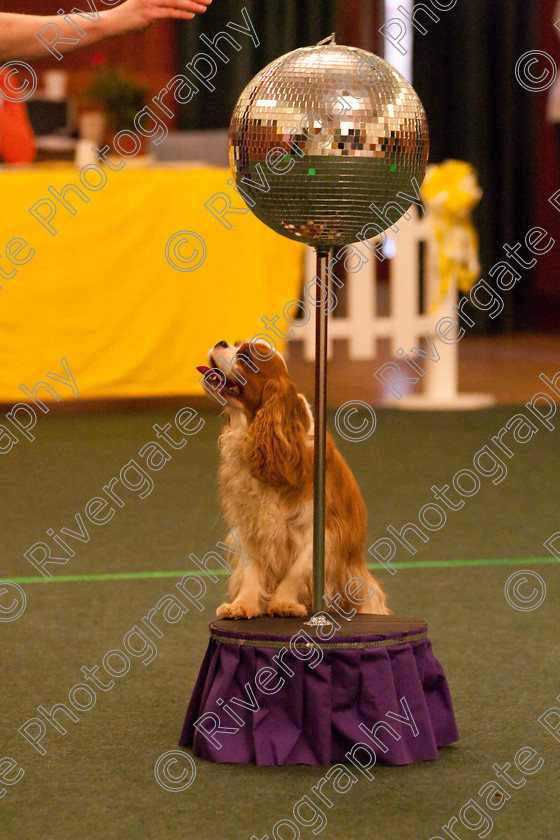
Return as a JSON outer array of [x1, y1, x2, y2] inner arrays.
[[0, 0, 212, 62]]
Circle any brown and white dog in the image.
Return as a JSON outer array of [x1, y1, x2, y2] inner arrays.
[[197, 340, 389, 619]]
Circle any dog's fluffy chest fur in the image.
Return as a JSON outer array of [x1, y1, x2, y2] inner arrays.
[[218, 415, 312, 569]]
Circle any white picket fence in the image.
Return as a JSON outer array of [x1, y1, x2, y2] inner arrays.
[[295, 211, 494, 409]]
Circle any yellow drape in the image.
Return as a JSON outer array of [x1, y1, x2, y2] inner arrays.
[[0, 166, 304, 401]]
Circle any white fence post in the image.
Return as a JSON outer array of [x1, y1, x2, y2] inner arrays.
[[294, 211, 494, 409]]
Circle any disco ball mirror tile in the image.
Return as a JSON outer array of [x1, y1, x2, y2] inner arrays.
[[229, 43, 429, 248]]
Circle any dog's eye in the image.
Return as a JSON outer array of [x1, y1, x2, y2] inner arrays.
[[236, 352, 250, 365]]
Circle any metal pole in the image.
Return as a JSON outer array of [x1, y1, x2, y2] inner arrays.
[[312, 248, 331, 614]]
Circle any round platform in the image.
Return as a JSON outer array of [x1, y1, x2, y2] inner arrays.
[[209, 614, 428, 648], [179, 614, 458, 766]]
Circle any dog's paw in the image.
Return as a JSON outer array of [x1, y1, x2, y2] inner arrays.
[[216, 601, 260, 620], [267, 600, 307, 618]]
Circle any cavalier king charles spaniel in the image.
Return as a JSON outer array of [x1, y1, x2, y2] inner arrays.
[[197, 340, 389, 619]]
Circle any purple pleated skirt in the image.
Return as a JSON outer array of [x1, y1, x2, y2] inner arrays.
[[179, 615, 459, 766]]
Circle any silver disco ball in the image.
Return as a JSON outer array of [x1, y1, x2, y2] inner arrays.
[[229, 38, 429, 249]]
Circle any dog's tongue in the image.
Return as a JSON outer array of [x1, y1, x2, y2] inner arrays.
[[196, 365, 211, 374]]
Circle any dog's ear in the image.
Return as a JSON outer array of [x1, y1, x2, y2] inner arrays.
[[245, 379, 311, 487]]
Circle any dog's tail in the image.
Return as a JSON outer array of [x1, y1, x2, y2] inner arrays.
[[355, 568, 392, 615], [328, 563, 392, 615]]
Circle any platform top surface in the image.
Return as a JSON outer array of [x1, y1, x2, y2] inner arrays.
[[209, 615, 428, 648]]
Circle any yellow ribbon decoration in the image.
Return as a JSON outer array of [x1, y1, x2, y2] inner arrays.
[[422, 159, 483, 305]]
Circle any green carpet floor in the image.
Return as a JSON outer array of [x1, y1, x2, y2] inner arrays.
[[2, 406, 559, 840]]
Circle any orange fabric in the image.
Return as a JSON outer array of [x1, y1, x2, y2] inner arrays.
[[0, 70, 36, 164]]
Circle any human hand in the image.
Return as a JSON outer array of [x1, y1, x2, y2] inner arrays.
[[107, 0, 213, 34]]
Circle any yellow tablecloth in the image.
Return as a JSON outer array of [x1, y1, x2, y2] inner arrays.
[[0, 166, 304, 402]]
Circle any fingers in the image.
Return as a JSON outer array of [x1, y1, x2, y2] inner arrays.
[[143, 0, 212, 23], [153, 9, 196, 20], [169, 0, 212, 12], [109, 0, 213, 37]]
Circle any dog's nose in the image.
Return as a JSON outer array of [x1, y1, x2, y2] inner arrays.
[[215, 340, 228, 349]]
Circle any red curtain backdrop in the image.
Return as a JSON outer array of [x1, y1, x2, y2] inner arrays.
[[534, 0, 560, 330]]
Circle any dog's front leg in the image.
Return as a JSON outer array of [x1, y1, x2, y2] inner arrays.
[[267, 547, 311, 618], [216, 554, 265, 620]]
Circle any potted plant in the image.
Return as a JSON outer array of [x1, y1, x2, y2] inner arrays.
[[81, 65, 148, 145]]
